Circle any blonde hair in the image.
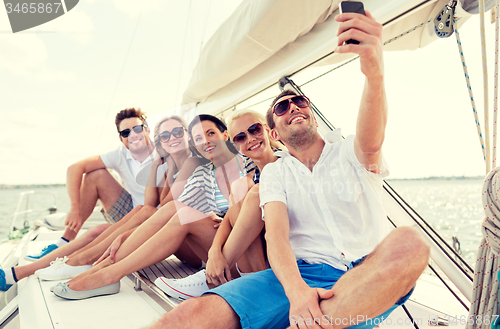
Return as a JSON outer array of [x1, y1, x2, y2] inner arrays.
[[227, 109, 282, 150], [154, 115, 189, 160]]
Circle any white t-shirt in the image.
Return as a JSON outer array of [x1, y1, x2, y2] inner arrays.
[[259, 130, 390, 271], [100, 145, 160, 207]]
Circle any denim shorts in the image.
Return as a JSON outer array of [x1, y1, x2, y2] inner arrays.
[[205, 259, 413, 329]]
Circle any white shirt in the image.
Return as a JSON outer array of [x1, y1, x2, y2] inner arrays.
[[100, 145, 159, 207], [259, 130, 390, 271]]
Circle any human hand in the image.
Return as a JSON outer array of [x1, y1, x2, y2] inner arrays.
[[94, 233, 125, 265], [211, 215, 223, 229], [288, 286, 335, 329], [65, 209, 83, 233], [206, 249, 231, 286], [335, 10, 383, 79]]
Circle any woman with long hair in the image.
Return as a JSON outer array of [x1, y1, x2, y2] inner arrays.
[[155, 109, 281, 299], [52, 114, 256, 299]]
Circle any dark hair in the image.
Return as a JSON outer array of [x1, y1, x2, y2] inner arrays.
[[266, 90, 298, 129], [115, 108, 147, 132], [188, 114, 239, 155]]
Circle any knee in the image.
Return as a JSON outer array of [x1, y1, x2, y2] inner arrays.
[[162, 298, 206, 327], [84, 169, 110, 184], [386, 227, 430, 273], [86, 223, 110, 239], [142, 205, 156, 214]]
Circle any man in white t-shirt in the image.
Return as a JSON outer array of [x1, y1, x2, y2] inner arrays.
[[25, 108, 155, 260], [149, 10, 429, 329]]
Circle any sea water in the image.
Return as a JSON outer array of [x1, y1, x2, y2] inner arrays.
[[0, 179, 485, 268]]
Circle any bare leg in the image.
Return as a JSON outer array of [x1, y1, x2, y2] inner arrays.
[[317, 227, 429, 328], [69, 201, 182, 281], [148, 295, 241, 329], [13, 223, 110, 280], [65, 205, 157, 266], [224, 184, 266, 273], [62, 169, 124, 241], [174, 240, 202, 268], [67, 207, 217, 291]]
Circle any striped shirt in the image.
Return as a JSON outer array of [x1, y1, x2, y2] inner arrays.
[[177, 154, 256, 217]]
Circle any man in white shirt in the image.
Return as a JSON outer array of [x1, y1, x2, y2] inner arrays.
[[25, 108, 155, 260], [149, 10, 429, 329]]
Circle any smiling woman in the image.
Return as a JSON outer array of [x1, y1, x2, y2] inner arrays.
[[49, 114, 258, 301]]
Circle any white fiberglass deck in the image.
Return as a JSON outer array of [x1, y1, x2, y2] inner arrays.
[[12, 228, 469, 329], [15, 229, 198, 329]]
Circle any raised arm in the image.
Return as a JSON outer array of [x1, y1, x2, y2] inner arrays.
[[335, 10, 387, 173], [66, 155, 107, 231]]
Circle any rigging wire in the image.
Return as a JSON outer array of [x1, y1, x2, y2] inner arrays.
[[384, 183, 474, 277], [387, 215, 471, 312], [401, 305, 420, 329], [454, 19, 488, 170], [98, 3, 145, 142], [479, 0, 492, 172], [227, 17, 434, 115]]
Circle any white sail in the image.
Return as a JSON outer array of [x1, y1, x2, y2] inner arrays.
[[183, 0, 473, 115]]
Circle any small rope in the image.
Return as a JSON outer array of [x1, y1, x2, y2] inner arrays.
[[455, 20, 488, 168]]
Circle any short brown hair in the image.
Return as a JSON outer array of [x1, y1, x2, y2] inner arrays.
[[115, 108, 147, 132], [266, 90, 298, 129]]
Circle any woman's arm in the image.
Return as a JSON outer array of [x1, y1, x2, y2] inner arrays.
[[160, 157, 205, 206]]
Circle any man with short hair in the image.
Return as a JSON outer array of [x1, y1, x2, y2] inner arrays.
[[0, 108, 161, 289], [25, 108, 154, 259], [148, 10, 429, 329]]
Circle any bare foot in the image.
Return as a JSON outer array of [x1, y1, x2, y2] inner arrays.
[[68, 270, 115, 291], [68, 258, 110, 283]]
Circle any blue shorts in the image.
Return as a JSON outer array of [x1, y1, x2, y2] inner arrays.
[[205, 259, 413, 329]]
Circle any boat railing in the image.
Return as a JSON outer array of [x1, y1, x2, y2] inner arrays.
[[9, 191, 58, 236]]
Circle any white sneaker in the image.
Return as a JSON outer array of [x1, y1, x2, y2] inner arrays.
[[155, 269, 209, 300], [35, 256, 92, 281]]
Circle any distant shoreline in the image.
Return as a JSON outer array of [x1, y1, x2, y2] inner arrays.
[[0, 184, 66, 190], [0, 176, 485, 189]]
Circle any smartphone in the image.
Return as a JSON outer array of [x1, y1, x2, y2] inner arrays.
[[339, 1, 366, 45]]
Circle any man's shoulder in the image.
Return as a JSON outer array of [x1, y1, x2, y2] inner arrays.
[[261, 156, 285, 176]]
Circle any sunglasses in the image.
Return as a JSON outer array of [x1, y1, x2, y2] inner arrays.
[[232, 123, 264, 145], [272, 95, 310, 116], [119, 124, 144, 138], [159, 127, 185, 143]]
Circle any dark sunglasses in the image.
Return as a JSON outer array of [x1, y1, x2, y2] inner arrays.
[[232, 123, 264, 145], [273, 95, 310, 116], [159, 127, 185, 143], [119, 124, 144, 138]]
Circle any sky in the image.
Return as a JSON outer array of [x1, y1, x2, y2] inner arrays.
[[0, 0, 496, 184]]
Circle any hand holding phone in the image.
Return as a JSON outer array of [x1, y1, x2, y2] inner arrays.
[[339, 1, 366, 44]]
